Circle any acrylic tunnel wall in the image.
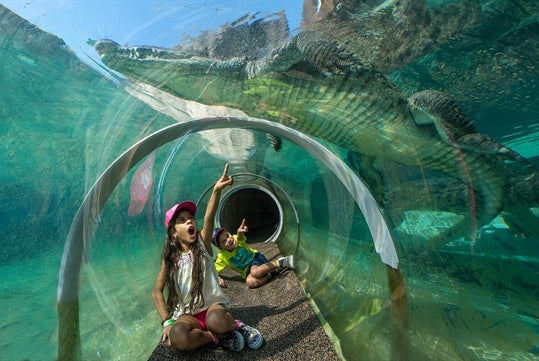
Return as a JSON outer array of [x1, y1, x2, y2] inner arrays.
[[1, 2, 539, 361], [56, 115, 402, 360]]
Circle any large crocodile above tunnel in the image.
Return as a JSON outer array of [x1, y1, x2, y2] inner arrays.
[[301, 0, 539, 117], [92, 3, 539, 245]]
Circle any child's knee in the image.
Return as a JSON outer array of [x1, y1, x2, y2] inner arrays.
[[249, 265, 264, 278], [206, 307, 235, 334], [169, 324, 190, 350], [246, 278, 257, 288]]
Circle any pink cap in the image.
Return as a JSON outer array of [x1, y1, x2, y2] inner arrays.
[[164, 200, 197, 227]]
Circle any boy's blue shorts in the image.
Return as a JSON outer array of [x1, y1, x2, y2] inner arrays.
[[251, 252, 268, 267]]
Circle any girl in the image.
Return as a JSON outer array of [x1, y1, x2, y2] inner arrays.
[[152, 164, 263, 352]]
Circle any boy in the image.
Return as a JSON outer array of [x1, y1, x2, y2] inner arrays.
[[212, 219, 295, 289]]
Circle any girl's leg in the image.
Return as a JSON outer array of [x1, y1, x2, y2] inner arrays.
[[169, 315, 213, 350], [205, 303, 237, 335], [206, 304, 246, 352], [207, 304, 264, 350]]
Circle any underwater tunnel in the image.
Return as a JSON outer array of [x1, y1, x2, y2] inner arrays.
[[1, 2, 539, 361], [57, 116, 405, 360]]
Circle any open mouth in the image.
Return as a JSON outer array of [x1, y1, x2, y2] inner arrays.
[[188, 226, 196, 236]]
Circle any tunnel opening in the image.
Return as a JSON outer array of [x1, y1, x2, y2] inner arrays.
[[217, 185, 283, 243]]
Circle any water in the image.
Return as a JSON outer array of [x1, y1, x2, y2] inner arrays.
[[1, 2, 539, 361]]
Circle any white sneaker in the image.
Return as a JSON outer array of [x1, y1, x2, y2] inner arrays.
[[237, 320, 263, 350], [278, 255, 295, 269]]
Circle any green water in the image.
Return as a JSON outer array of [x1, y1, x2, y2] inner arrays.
[[2, 2, 539, 361]]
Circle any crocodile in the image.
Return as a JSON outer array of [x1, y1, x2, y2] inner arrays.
[[301, 0, 539, 115], [92, 6, 538, 245]]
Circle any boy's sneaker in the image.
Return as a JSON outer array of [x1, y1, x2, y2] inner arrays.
[[278, 255, 295, 269], [268, 268, 281, 279], [217, 330, 244, 351], [236, 320, 263, 350]]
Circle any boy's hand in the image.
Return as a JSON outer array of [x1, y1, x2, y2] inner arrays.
[[214, 164, 233, 191], [218, 276, 227, 288], [238, 218, 248, 234]]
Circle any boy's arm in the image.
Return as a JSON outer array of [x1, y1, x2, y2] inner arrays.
[[218, 275, 227, 288], [201, 164, 233, 255], [236, 218, 248, 241], [214, 253, 228, 288]]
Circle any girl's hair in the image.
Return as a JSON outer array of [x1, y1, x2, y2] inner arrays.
[[163, 219, 205, 315]]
